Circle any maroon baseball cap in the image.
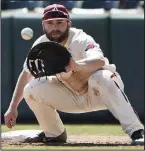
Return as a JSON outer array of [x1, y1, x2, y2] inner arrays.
[[42, 4, 70, 22]]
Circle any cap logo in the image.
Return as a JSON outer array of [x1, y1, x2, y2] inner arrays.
[[52, 4, 58, 11]]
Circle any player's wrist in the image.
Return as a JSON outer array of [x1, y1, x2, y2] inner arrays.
[[9, 103, 18, 111], [75, 62, 85, 71]]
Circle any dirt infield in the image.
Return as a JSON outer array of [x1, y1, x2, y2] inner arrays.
[[2, 135, 135, 147]]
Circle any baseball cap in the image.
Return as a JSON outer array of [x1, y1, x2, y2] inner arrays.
[[42, 4, 70, 22]]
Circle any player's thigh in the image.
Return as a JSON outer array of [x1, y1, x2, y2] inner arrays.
[[86, 85, 107, 111], [88, 70, 124, 90], [87, 70, 124, 111], [23, 76, 86, 113]]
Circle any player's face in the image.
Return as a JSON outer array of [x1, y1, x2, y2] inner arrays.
[[42, 19, 71, 43]]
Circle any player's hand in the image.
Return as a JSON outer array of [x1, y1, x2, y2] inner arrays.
[[4, 108, 18, 129]]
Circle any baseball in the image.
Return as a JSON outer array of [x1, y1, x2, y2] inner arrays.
[[21, 27, 33, 40]]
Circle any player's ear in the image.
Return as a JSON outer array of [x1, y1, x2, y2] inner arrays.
[[68, 20, 72, 28], [42, 23, 45, 31]]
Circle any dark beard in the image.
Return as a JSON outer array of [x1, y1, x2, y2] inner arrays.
[[44, 27, 69, 43]]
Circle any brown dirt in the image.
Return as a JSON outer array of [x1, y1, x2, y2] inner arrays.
[[1, 135, 136, 147]]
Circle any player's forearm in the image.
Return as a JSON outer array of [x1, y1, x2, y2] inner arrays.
[[9, 70, 33, 110], [76, 57, 105, 73]]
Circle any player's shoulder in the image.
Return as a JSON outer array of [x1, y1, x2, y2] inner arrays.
[[68, 28, 98, 51], [69, 27, 96, 44], [32, 34, 49, 47]]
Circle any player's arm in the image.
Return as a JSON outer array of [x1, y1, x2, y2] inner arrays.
[[4, 70, 33, 128], [9, 70, 33, 109], [69, 45, 105, 73], [4, 36, 43, 128], [75, 50, 105, 73]]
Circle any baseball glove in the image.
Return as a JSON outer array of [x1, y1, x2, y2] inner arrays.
[[26, 41, 71, 78]]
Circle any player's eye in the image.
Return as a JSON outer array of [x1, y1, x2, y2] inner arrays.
[[57, 21, 64, 24]]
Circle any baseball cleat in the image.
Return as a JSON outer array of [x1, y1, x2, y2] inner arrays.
[[43, 130, 67, 143], [131, 129, 144, 145], [24, 131, 45, 142], [25, 129, 67, 143]]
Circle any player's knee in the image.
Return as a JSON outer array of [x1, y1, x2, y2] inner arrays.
[[88, 70, 113, 87], [23, 79, 37, 100], [23, 82, 32, 100]]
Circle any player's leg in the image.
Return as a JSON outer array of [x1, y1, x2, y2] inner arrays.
[[23, 76, 88, 142], [88, 70, 144, 144], [23, 82, 66, 142]]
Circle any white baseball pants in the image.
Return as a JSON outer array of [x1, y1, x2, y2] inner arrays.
[[23, 70, 144, 138]]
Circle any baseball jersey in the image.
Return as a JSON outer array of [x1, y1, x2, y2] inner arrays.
[[23, 27, 116, 73]]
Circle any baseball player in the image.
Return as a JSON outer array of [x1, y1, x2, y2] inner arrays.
[[4, 4, 144, 145]]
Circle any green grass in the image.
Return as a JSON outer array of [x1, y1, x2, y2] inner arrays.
[[1, 124, 144, 150], [2, 124, 126, 136]]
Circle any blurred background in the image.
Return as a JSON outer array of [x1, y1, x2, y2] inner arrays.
[[1, 0, 144, 124]]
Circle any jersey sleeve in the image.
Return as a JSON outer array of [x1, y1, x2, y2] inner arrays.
[[82, 35, 104, 58], [82, 35, 116, 72], [71, 32, 104, 59], [85, 43, 104, 59]]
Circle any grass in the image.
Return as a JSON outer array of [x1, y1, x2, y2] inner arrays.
[[2, 124, 125, 135], [1, 124, 144, 150]]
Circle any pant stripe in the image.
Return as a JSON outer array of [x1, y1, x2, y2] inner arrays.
[[111, 75, 141, 122], [114, 81, 129, 103]]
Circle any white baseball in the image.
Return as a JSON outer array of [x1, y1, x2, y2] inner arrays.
[[21, 27, 33, 40]]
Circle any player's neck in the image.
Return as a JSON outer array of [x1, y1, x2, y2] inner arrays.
[[60, 39, 68, 47]]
